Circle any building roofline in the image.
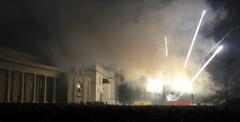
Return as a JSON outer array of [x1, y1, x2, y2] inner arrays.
[[0, 48, 62, 72]]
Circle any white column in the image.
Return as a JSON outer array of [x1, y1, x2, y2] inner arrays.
[[33, 74, 36, 103], [53, 77, 56, 103], [6, 70, 11, 103], [43, 76, 47, 103], [21, 72, 25, 103]]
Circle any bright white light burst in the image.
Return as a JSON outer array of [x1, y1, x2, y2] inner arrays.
[[147, 77, 163, 93], [172, 74, 192, 92]]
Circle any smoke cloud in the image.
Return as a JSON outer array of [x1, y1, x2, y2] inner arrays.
[[26, 0, 227, 91]]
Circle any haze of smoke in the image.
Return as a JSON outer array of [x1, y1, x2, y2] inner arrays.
[[29, 0, 226, 89]]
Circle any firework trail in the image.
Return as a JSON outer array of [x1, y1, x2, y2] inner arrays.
[[184, 10, 206, 69], [204, 26, 238, 59], [192, 45, 223, 83], [165, 36, 168, 57]]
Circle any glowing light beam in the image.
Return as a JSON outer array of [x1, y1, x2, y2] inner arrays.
[[191, 45, 223, 83], [165, 36, 168, 57], [184, 10, 206, 69], [204, 26, 238, 59]]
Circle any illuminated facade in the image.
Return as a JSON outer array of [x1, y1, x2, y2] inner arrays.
[[0, 48, 62, 103], [84, 64, 116, 104], [66, 73, 92, 103], [0, 48, 115, 104]]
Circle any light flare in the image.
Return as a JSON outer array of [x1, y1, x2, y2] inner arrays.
[[164, 73, 191, 101], [146, 77, 163, 93], [172, 74, 191, 92]]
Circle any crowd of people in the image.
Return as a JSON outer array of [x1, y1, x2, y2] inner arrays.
[[0, 103, 240, 121]]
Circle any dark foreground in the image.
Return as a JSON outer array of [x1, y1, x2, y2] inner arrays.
[[0, 103, 240, 121]]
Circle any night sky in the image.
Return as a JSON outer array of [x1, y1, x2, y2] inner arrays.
[[0, 0, 240, 80], [0, 0, 239, 54]]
